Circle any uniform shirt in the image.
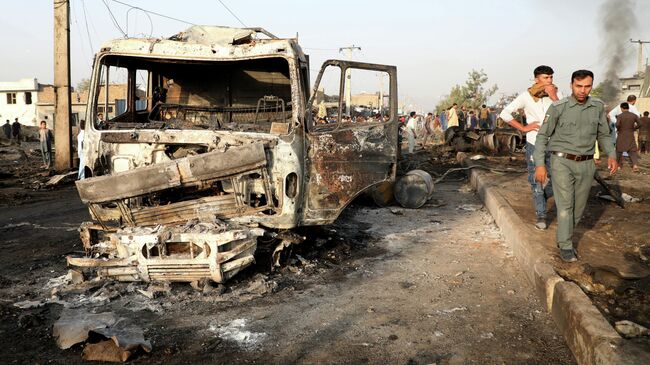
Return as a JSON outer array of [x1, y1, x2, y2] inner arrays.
[[533, 95, 615, 167], [499, 89, 562, 146]]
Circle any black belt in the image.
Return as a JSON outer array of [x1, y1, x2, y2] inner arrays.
[[551, 151, 593, 161]]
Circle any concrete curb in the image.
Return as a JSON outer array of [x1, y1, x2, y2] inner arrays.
[[459, 155, 650, 365]]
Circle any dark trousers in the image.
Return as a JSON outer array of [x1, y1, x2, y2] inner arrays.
[[617, 151, 639, 166]]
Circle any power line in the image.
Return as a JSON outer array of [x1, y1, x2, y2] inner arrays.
[[216, 0, 247, 27], [101, 0, 127, 37], [80, 0, 95, 51], [70, 0, 92, 69], [109, 0, 195, 26]]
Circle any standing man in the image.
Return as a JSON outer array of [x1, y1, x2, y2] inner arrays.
[[439, 108, 448, 131], [608, 95, 640, 138], [534, 70, 617, 262], [479, 105, 490, 129], [458, 106, 467, 130], [467, 110, 478, 130], [78, 120, 86, 179], [2, 120, 11, 139], [499, 65, 561, 230], [638, 111, 650, 154], [615, 103, 640, 172], [11, 118, 21, 141], [447, 104, 459, 128], [39, 120, 54, 169], [420, 112, 435, 146], [405, 111, 418, 155]]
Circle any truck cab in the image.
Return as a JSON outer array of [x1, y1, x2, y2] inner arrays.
[[72, 26, 397, 283]]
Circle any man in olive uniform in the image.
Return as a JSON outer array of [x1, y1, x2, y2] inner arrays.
[[534, 70, 618, 262]]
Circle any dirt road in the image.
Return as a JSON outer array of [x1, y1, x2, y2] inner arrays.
[[0, 175, 574, 364]]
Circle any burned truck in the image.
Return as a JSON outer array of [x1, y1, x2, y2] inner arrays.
[[70, 26, 398, 283]]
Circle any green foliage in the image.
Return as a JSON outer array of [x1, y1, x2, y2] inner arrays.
[[436, 69, 498, 113], [76, 78, 91, 93], [590, 82, 604, 100]]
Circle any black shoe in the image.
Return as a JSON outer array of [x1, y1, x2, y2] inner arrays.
[[559, 249, 577, 262], [534, 218, 547, 230]]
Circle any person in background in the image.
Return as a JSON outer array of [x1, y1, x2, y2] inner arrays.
[[447, 104, 459, 128], [78, 119, 86, 179], [479, 104, 490, 129], [638, 111, 650, 154], [615, 103, 640, 172], [467, 110, 478, 130], [39, 120, 54, 169], [458, 106, 467, 130], [12, 118, 21, 141], [405, 111, 418, 156], [2, 120, 11, 139], [420, 112, 435, 147]]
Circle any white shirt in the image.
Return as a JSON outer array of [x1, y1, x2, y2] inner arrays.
[[406, 117, 417, 132], [77, 129, 85, 157], [608, 103, 640, 123], [499, 90, 562, 146]]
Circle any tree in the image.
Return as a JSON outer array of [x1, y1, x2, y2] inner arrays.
[[76, 78, 91, 93], [436, 69, 498, 113], [590, 82, 604, 100]]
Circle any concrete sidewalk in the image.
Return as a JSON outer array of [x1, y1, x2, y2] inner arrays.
[[459, 153, 650, 365]]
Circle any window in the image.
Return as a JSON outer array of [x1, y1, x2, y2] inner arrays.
[[6, 93, 16, 104], [24, 92, 32, 105]]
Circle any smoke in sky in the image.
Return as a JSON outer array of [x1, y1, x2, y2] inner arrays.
[[598, 0, 637, 106]]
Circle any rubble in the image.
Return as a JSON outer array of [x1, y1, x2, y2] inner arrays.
[[615, 320, 649, 338], [53, 308, 151, 362]]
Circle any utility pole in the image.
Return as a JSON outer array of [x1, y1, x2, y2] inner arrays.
[[54, 0, 72, 171], [339, 45, 361, 116], [630, 39, 650, 76]]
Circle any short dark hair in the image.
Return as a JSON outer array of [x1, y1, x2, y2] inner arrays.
[[409, 111, 416, 117], [427, 112, 433, 116], [644, 111, 649, 116], [620, 102, 629, 110], [481, 104, 486, 108], [571, 69, 594, 83], [627, 95, 637, 102], [534, 65, 554, 77], [452, 103, 457, 107], [40, 120, 46, 125]]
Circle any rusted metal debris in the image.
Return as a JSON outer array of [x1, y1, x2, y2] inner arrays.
[[70, 25, 398, 283], [444, 127, 523, 153]]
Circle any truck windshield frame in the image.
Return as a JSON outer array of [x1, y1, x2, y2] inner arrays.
[[91, 55, 294, 134]]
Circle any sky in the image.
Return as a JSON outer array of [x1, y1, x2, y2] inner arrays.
[[0, 0, 648, 112]]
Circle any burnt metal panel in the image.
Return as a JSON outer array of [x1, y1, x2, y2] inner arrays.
[[76, 143, 266, 203], [303, 60, 398, 224]]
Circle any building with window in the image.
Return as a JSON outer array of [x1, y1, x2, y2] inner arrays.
[[0, 78, 39, 126], [1, 77, 165, 129]]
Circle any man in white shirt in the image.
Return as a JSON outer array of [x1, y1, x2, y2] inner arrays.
[[499, 65, 561, 230], [405, 111, 418, 155]]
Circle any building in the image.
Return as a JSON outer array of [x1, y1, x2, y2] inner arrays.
[[0, 77, 144, 130], [0, 78, 39, 126]]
